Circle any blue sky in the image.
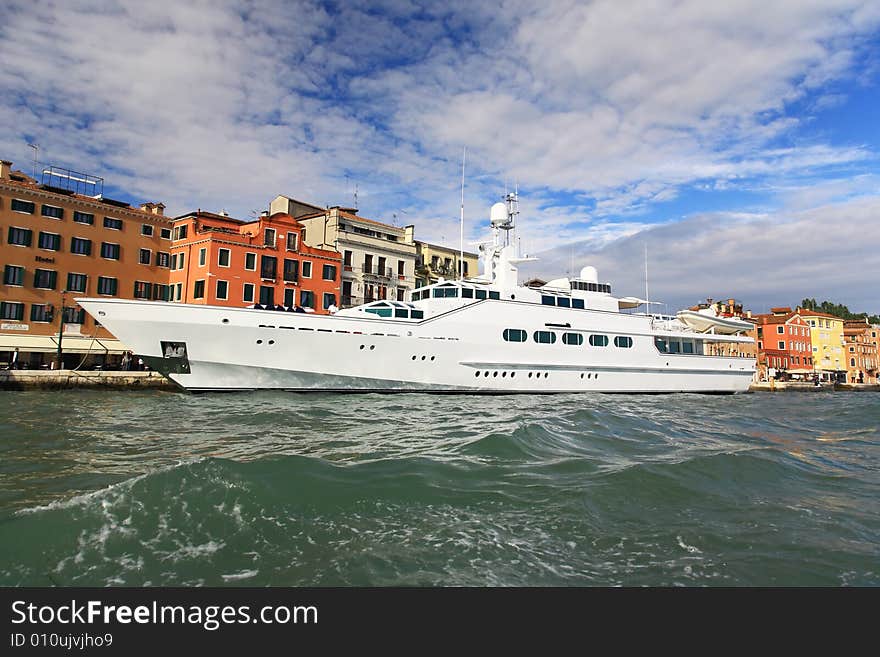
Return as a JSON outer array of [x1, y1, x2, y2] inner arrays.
[[2, 0, 879, 312]]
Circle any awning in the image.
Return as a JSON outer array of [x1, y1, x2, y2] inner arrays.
[[0, 333, 130, 354], [618, 297, 664, 309]]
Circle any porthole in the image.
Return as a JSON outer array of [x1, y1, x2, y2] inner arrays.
[[222, 318, 229, 324], [370, 345, 375, 350], [412, 355, 417, 360], [359, 345, 365, 350], [421, 355, 426, 360], [544, 372, 549, 378], [430, 356, 435, 361], [474, 371, 480, 378], [510, 372, 516, 378], [502, 371, 507, 377], [256, 339, 263, 344], [493, 371, 498, 377], [268, 340, 275, 345], [528, 372, 533, 378], [580, 373, 584, 379], [484, 371, 490, 377], [510, 294, 515, 300]]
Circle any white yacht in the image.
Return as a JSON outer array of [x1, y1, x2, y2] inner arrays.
[[77, 194, 756, 393]]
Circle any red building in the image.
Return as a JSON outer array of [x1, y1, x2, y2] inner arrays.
[[167, 210, 341, 313], [752, 307, 813, 379]]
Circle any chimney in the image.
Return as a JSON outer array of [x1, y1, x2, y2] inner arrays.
[[0, 160, 11, 180], [260, 210, 269, 218], [219, 209, 229, 217], [139, 202, 166, 216]]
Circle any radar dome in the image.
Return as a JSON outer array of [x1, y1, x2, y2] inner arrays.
[[489, 202, 508, 227], [579, 266, 598, 283]]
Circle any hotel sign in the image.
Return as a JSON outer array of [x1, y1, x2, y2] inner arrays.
[[35, 255, 56, 264], [1, 323, 29, 331]]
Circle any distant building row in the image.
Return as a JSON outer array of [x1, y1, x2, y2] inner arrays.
[[693, 298, 878, 384], [0, 158, 477, 369]]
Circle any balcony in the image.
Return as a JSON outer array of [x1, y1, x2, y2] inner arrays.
[[362, 265, 394, 279]]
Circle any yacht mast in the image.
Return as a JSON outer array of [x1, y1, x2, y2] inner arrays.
[[459, 146, 466, 280]]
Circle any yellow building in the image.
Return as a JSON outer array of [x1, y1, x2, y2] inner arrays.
[[797, 308, 846, 379], [414, 241, 479, 288]]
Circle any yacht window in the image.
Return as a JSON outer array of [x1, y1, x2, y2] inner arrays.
[[682, 339, 694, 354], [411, 310, 424, 319], [462, 288, 474, 298], [557, 297, 571, 308], [654, 337, 669, 353], [669, 340, 682, 354], [572, 299, 585, 309], [693, 340, 704, 355], [475, 289, 487, 300], [541, 295, 555, 306], [489, 291, 500, 300], [614, 336, 633, 348], [589, 334, 609, 347], [562, 332, 583, 346], [365, 307, 392, 317], [395, 308, 409, 318], [503, 329, 527, 343], [533, 330, 556, 344]]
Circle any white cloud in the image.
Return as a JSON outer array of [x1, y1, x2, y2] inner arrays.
[[528, 196, 880, 314], [0, 0, 877, 263]]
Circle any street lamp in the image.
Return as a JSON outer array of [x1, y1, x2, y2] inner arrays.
[[56, 290, 67, 370]]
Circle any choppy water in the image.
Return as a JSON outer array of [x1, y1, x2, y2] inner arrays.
[[0, 390, 878, 586]]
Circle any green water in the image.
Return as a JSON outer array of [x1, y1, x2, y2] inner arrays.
[[0, 390, 878, 586]]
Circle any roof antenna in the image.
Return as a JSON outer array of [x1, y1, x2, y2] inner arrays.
[[354, 183, 358, 211], [459, 146, 466, 280], [27, 142, 39, 180]]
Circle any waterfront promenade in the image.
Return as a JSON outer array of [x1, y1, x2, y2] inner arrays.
[[0, 369, 175, 391]]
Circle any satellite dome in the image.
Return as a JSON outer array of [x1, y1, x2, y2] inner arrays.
[[579, 266, 598, 283], [489, 202, 508, 227]]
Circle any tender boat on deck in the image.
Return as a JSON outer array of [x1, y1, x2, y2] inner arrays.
[[676, 308, 755, 335]]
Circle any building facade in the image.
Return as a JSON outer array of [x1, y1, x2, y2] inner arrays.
[[752, 308, 813, 380], [797, 308, 846, 380], [278, 198, 417, 308], [843, 320, 878, 383], [167, 210, 341, 313], [414, 241, 479, 288], [1, 158, 171, 368]]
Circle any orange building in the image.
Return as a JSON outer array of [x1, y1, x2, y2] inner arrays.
[[167, 210, 341, 313], [752, 308, 813, 380], [1, 159, 172, 368], [843, 319, 878, 383]]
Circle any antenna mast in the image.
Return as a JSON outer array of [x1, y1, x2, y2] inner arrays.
[[27, 143, 39, 180], [459, 146, 466, 280], [644, 243, 650, 316]]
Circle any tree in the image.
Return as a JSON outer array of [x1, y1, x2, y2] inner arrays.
[[799, 298, 880, 324]]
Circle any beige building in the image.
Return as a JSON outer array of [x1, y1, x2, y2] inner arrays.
[[272, 196, 417, 307], [414, 241, 479, 288]]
